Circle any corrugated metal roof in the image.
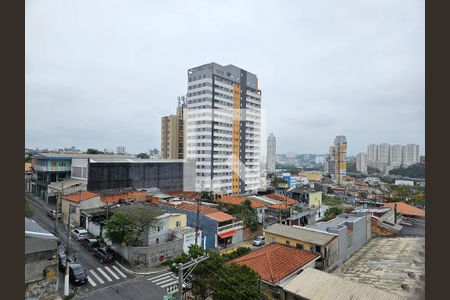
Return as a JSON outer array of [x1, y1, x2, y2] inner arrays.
[[264, 223, 337, 246], [284, 268, 405, 300]]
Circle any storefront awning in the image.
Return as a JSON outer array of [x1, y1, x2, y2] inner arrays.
[[218, 230, 237, 239]]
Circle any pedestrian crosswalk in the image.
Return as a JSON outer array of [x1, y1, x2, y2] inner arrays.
[[86, 264, 128, 287], [146, 271, 178, 289]]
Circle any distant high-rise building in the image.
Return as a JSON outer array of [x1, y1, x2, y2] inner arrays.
[[185, 62, 261, 194], [315, 155, 325, 164], [378, 143, 391, 164], [367, 144, 378, 162], [116, 146, 126, 155], [267, 133, 276, 173], [326, 135, 347, 181], [356, 153, 367, 174], [161, 98, 186, 159], [390, 144, 402, 168], [402, 144, 420, 167]]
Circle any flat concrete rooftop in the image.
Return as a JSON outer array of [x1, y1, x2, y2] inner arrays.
[[332, 237, 425, 299]]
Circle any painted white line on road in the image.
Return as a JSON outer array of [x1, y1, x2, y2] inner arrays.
[[156, 277, 177, 286], [160, 281, 178, 288], [112, 265, 127, 278], [89, 269, 105, 284], [147, 272, 172, 281], [104, 266, 120, 280], [87, 276, 97, 287], [97, 267, 113, 282], [151, 275, 172, 283]]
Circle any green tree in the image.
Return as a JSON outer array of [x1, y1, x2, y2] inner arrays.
[[86, 148, 104, 154], [212, 263, 260, 300], [104, 211, 134, 245], [324, 206, 343, 219], [121, 205, 162, 246], [136, 152, 150, 159], [389, 163, 425, 178]]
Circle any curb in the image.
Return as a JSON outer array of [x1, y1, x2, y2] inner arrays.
[[114, 261, 170, 275]]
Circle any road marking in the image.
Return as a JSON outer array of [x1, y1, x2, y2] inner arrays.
[[89, 269, 105, 284], [97, 267, 113, 282], [87, 276, 97, 287], [151, 275, 171, 283], [156, 277, 177, 286], [160, 281, 178, 288], [147, 272, 172, 281], [104, 266, 120, 280], [112, 265, 127, 278]]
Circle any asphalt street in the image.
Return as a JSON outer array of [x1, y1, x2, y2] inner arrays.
[[26, 192, 169, 300]]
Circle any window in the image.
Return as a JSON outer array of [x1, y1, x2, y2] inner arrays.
[[286, 240, 290, 246], [157, 226, 161, 232], [296, 243, 304, 249], [176, 221, 181, 228]]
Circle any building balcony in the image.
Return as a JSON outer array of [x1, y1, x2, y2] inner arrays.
[[34, 165, 71, 172], [217, 220, 244, 235]]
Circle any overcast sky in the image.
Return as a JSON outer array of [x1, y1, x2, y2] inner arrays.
[[25, 0, 424, 156]]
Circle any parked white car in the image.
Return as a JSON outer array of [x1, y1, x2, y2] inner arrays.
[[253, 236, 265, 246], [71, 228, 88, 240]]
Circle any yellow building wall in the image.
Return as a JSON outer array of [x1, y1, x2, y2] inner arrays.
[[298, 172, 322, 182], [263, 232, 315, 252], [168, 214, 187, 230], [308, 192, 322, 207]]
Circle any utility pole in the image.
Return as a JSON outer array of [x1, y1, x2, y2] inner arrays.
[[54, 180, 64, 235], [174, 255, 209, 300], [64, 203, 72, 296]]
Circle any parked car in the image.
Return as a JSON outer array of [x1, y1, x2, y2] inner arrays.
[[71, 228, 88, 240], [47, 210, 62, 220], [252, 236, 265, 246], [79, 238, 101, 251], [93, 247, 114, 263], [58, 252, 76, 272], [68, 264, 88, 285]]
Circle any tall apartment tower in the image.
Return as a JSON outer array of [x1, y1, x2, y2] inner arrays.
[[402, 144, 420, 167], [185, 62, 261, 194], [267, 133, 276, 174], [326, 135, 347, 181], [378, 143, 391, 164], [367, 144, 378, 162], [116, 146, 126, 155], [161, 98, 186, 159], [356, 153, 367, 174], [390, 144, 402, 168]]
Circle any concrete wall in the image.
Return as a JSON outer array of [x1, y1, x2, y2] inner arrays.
[[168, 214, 187, 229], [231, 228, 244, 244], [308, 192, 322, 207], [113, 238, 184, 267], [25, 250, 59, 300]]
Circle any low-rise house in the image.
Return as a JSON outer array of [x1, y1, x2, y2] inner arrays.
[[264, 223, 339, 270], [159, 201, 243, 249], [383, 202, 425, 219], [217, 195, 267, 223], [308, 213, 372, 265], [290, 187, 323, 207], [25, 218, 59, 300], [283, 267, 405, 300], [231, 243, 320, 300], [61, 191, 101, 226]]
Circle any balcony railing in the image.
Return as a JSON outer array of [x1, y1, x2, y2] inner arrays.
[[217, 220, 244, 234]]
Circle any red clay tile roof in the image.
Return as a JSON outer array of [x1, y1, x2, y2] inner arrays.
[[173, 202, 233, 222], [218, 196, 266, 209], [383, 202, 425, 217], [205, 211, 233, 223], [62, 191, 98, 203], [231, 243, 320, 284], [100, 190, 147, 204], [147, 196, 161, 205], [164, 190, 201, 200], [265, 194, 297, 205]]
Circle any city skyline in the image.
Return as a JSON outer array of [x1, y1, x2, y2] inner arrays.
[[25, 0, 424, 155]]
